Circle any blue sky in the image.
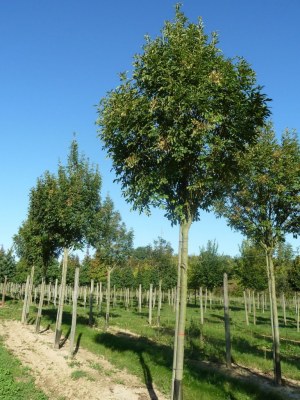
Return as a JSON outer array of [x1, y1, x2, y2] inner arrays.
[[0, 1, 299, 257]]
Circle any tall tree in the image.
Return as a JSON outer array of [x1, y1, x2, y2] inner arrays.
[[96, 6, 270, 398], [217, 126, 300, 384]]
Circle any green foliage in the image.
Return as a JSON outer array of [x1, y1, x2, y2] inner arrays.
[[0, 247, 16, 281], [217, 126, 300, 250], [234, 240, 267, 291], [288, 255, 300, 291], [189, 240, 231, 290], [93, 195, 133, 272], [274, 242, 294, 293], [97, 5, 270, 225], [132, 237, 177, 289], [111, 264, 135, 288], [14, 139, 102, 279]]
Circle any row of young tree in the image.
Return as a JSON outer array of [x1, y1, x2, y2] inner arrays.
[[2, 239, 300, 296], [2, 5, 299, 398]]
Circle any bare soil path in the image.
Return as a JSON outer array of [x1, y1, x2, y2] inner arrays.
[[0, 320, 168, 400]]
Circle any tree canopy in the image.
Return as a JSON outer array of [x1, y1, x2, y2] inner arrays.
[[97, 5, 270, 226]]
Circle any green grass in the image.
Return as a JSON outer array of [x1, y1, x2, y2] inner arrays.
[[0, 334, 48, 400], [1, 295, 300, 400]]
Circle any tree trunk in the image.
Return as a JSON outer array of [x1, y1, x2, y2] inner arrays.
[[69, 267, 79, 358], [281, 293, 287, 327], [148, 283, 153, 325], [138, 284, 142, 313], [173, 218, 192, 400], [1, 276, 7, 306], [35, 278, 45, 333], [199, 287, 204, 326], [105, 268, 111, 329], [252, 290, 256, 325], [157, 280, 162, 326], [54, 248, 68, 349], [21, 275, 30, 324], [223, 273, 231, 368], [243, 291, 249, 326], [266, 249, 282, 385], [171, 226, 183, 400], [89, 279, 94, 326]]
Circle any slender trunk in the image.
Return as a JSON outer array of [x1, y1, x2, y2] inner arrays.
[[171, 226, 183, 400], [54, 279, 58, 307], [223, 273, 231, 368], [281, 293, 286, 327], [173, 218, 192, 400], [89, 279, 94, 326], [199, 287, 204, 326], [148, 283, 153, 325], [99, 282, 102, 313], [266, 249, 282, 385], [138, 284, 142, 313], [35, 278, 45, 333], [26, 266, 35, 323], [297, 294, 300, 332], [1, 276, 7, 305], [105, 268, 111, 329], [204, 288, 208, 313], [54, 248, 68, 349], [69, 267, 80, 358], [243, 291, 249, 326], [21, 275, 30, 324], [252, 290, 256, 325], [157, 280, 162, 327]]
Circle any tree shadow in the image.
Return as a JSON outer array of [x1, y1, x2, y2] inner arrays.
[[94, 331, 171, 399], [40, 324, 50, 334], [59, 327, 71, 349], [73, 332, 83, 356]]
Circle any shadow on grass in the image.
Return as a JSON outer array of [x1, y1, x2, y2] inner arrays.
[[93, 330, 284, 400]]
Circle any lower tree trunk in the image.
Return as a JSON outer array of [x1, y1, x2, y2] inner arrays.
[[105, 268, 111, 329], [89, 279, 94, 326], [69, 267, 80, 358], [223, 273, 231, 368], [171, 226, 183, 400], [157, 280, 162, 327], [172, 218, 192, 400], [35, 278, 45, 333], [1, 276, 7, 306], [54, 248, 68, 349], [266, 249, 282, 385], [148, 283, 153, 325], [243, 290, 249, 326]]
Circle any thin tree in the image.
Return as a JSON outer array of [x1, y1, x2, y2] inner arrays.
[[217, 126, 300, 384], [94, 195, 133, 329], [97, 6, 270, 398]]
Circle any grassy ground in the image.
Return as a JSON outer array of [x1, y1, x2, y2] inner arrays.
[[1, 295, 300, 400], [0, 333, 48, 400]]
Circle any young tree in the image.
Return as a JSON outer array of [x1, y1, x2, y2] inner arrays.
[[96, 6, 270, 398], [94, 195, 133, 328], [0, 247, 16, 281], [235, 240, 268, 292], [217, 126, 300, 384], [20, 139, 102, 347], [189, 240, 229, 291]]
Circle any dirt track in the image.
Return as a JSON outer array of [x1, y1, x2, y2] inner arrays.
[[0, 320, 167, 400]]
